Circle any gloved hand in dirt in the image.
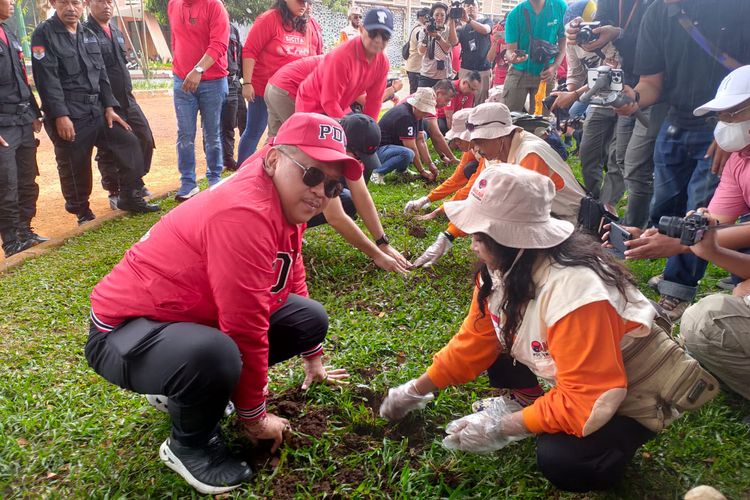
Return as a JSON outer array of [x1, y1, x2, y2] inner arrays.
[[379, 379, 434, 421], [413, 232, 453, 267], [404, 196, 431, 214], [442, 397, 531, 453]]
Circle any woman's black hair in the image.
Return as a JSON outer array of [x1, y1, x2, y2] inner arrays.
[[474, 231, 637, 349], [431, 2, 449, 15], [273, 0, 308, 33]]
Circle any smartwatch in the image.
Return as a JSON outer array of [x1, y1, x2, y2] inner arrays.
[[375, 234, 390, 246]]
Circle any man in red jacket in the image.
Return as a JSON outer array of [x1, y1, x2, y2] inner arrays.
[[86, 113, 359, 495], [296, 7, 393, 120], [168, 0, 229, 201]]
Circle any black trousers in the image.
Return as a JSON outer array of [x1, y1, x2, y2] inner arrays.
[[407, 71, 420, 94], [0, 123, 39, 235], [85, 294, 328, 446], [97, 101, 154, 195], [45, 108, 144, 216], [487, 355, 656, 492], [418, 75, 442, 88], [219, 77, 246, 168]]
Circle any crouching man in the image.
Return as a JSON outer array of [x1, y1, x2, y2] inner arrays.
[[85, 113, 356, 494]]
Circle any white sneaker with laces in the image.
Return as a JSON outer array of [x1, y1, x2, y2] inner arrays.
[[370, 172, 385, 185]]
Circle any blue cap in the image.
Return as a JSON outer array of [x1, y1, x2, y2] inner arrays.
[[363, 8, 394, 34]]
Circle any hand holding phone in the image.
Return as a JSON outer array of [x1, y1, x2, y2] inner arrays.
[[608, 222, 632, 259]]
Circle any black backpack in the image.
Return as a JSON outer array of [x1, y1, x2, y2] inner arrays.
[[402, 26, 419, 60]]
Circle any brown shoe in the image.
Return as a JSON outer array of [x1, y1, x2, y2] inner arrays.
[[658, 294, 691, 321]]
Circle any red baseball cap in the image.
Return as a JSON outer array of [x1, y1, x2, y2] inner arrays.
[[270, 113, 363, 181]]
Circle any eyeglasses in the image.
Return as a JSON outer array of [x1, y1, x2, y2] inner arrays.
[[717, 102, 750, 122], [276, 148, 345, 199], [367, 29, 391, 42], [466, 120, 507, 131], [351, 14, 362, 18]]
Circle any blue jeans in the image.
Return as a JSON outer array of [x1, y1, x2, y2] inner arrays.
[[173, 76, 227, 194], [237, 98, 268, 165], [650, 117, 720, 301], [375, 145, 415, 175]]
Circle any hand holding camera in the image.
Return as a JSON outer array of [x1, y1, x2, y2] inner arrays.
[[505, 49, 528, 64]]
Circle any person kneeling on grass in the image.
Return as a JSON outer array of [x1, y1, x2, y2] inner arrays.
[[403, 108, 484, 216], [412, 102, 585, 267], [380, 166, 717, 492], [86, 113, 355, 495]]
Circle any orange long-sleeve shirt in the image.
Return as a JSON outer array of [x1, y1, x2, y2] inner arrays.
[[445, 153, 564, 238], [426, 288, 639, 437], [427, 152, 484, 202]]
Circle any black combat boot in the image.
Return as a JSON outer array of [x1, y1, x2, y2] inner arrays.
[[117, 190, 160, 213]]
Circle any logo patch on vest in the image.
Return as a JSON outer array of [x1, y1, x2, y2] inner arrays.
[[32, 46, 45, 60]]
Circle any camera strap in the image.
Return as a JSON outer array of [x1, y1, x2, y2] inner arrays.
[[667, 3, 742, 71], [618, 0, 639, 33]]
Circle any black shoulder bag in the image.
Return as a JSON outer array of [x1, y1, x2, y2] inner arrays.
[[522, 7, 559, 66]]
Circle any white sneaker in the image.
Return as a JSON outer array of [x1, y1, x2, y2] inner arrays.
[[175, 186, 200, 202], [146, 394, 235, 417], [370, 172, 385, 185]]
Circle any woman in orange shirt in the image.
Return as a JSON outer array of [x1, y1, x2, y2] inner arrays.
[[381, 165, 657, 492]]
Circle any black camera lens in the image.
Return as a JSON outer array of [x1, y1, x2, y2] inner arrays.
[[658, 216, 684, 239]]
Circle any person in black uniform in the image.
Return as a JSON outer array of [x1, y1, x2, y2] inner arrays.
[[219, 22, 246, 171], [84, 0, 154, 209], [0, 0, 48, 257], [31, 0, 157, 225]]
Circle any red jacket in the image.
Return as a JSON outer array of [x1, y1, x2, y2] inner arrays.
[[268, 55, 324, 100], [167, 0, 229, 80], [296, 37, 389, 120], [90, 158, 309, 421]]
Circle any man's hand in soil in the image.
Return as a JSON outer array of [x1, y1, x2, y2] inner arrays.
[[413, 232, 453, 267], [374, 250, 410, 275], [379, 379, 434, 421], [55, 116, 76, 142], [301, 355, 350, 390], [380, 244, 413, 270], [241, 413, 290, 453], [404, 196, 431, 214]]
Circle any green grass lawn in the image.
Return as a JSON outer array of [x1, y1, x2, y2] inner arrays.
[[1, 157, 749, 498]]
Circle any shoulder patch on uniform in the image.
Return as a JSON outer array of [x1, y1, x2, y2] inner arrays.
[[32, 46, 45, 60]]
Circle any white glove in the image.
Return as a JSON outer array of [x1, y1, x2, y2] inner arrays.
[[413, 232, 453, 267], [404, 196, 431, 214], [379, 379, 435, 421], [442, 398, 530, 453]]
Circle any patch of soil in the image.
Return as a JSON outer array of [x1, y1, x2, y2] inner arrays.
[[270, 468, 335, 499], [385, 414, 440, 449], [334, 466, 366, 485], [352, 385, 384, 410], [407, 223, 428, 239], [354, 365, 380, 380], [431, 462, 462, 489]]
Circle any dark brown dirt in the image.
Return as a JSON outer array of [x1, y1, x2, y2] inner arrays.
[[407, 223, 428, 239]]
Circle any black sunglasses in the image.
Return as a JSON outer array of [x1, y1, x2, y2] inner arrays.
[[466, 120, 507, 131], [277, 149, 345, 198], [367, 29, 391, 42]]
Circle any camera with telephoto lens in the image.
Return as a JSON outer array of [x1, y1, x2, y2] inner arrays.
[[576, 21, 601, 45], [658, 214, 710, 246], [425, 15, 445, 33], [449, 1, 465, 20]]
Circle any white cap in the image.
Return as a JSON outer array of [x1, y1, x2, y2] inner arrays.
[[445, 108, 472, 141], [694, 65, 750, 116], [467, 102, 516, 140], [407, 87, 438, 116]]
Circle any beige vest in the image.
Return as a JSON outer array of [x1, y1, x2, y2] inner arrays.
[[487, 259, 656, 435], [501, 130, 585, 223]]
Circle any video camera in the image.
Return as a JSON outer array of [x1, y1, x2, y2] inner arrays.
[[575, 21, 600, 45], [449, 1, 464, 20], [658, 214, 709, 246], [580, 66, 649, 127], [425, 15, 445, 33]]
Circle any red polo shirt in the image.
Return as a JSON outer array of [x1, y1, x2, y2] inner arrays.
[[242, 9, 323, 98], [295, 37, 389, 120], [167, 0, 229, 80]]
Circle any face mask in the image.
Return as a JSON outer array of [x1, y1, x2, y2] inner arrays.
[[714, 120, 750, 152]]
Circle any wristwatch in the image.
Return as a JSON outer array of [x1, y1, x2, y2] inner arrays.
[[633, 90, 641, 104], [375, 234, 390, 246], [193, 65, 204, 74]]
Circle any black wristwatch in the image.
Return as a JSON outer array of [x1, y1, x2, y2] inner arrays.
[[633, 90, 641, 104], [375, 234, 390, 246]]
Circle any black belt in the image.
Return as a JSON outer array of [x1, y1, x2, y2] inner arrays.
[[64, 92, 99, 104], [0, 102, 30, 115]]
